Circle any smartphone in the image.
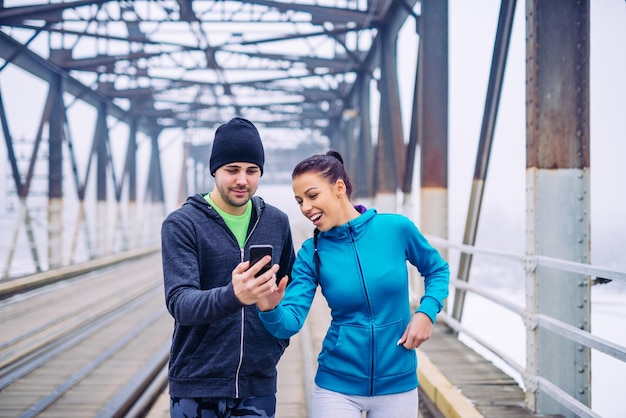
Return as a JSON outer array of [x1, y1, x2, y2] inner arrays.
[[249, 244, 273, 278]]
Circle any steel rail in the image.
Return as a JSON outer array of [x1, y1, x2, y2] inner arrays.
[[0, 281, 158, 369], [0, 253, 170, 418], [0, 288, 160, 389], [18, 304, 167, 418]]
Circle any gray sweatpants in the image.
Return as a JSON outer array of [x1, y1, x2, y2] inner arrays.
[[312, 385, 419, 418]]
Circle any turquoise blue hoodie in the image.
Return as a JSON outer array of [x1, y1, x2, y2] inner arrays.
[[259, 208, 449, 396]]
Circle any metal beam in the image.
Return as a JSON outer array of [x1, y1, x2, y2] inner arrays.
[[375, 22, 404, 197], [0, 33, 159, 136], [48, 75, 64, 269], [526, 1, 591, 415], [452, 0, 516, 322], [419, 0, 449, 303], [0, 0, 107, 22], [241, 0, 385, 26]]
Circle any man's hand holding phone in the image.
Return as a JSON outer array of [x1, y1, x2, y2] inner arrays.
[[231, 245, 280, 305], [249, 245, 289, 311]]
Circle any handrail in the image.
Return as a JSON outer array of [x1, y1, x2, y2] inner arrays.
[[427, 235, 626, 284], [533, 376, 603, 418], [534, 314, 626, 362], [426, 235, 626, 418], [451, 278, 525, 316]]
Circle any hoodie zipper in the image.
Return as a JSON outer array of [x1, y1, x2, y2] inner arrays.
[[234, 209, 262, 398], [349, 224, 375, 395]]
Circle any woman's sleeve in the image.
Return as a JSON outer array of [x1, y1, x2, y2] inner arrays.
[[403, 217, 450, 323], [259, 243, 318, 339]]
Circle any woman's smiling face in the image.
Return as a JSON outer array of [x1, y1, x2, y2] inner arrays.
[[293, 171, 343, 232]]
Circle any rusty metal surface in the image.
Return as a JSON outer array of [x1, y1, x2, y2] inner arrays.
[[420, 0, 448, 190], [526, 0, 590, 170]]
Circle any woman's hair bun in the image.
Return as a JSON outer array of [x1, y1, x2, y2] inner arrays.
[[326, 150, 344, 165]]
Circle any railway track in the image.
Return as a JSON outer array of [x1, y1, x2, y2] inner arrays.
[[0, 253, 171, 417]]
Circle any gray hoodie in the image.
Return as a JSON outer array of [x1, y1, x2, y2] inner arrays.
[[161, 193, 295, 398]]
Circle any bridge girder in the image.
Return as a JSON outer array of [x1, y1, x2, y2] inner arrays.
[[0, 0, 417, 139]]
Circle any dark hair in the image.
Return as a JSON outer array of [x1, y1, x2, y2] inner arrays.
[[291, 150, 353, 199], [292, 150, 353, 277]]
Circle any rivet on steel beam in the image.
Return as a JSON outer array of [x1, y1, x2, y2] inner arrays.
[[523, 313, 538, 330]]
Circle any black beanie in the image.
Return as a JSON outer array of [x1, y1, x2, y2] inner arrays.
[[209, 117, 265, 176]]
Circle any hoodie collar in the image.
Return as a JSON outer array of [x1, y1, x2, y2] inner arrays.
[[185, 193, 265, 217], [320, 207, 376, 242]]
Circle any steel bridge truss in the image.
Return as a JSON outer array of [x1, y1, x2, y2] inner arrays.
[[0, 2, 609, 417], [0, 0, 428, 275]]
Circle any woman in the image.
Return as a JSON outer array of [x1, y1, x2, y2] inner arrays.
[[257, 151, 450, 417]]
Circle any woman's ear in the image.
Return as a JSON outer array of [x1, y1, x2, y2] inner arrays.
[[334, 179, 347, 197]]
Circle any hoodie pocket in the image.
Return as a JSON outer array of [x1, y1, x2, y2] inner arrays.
[[320, 323, 370, 379], [374, 320, 416, 378]]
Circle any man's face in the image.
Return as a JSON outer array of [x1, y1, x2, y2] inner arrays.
[[212, 162, 261, 215]]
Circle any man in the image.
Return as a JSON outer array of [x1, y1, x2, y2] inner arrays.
[[161, 117, 296, 418]]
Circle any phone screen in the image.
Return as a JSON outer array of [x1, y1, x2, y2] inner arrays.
[[249, 245, 273, 278]]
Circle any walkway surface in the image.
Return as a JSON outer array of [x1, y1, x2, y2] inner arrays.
[[0, 219, 557, 417]]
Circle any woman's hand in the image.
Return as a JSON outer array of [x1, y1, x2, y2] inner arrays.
[[256, 275, 288, 311], [397, 312, 433, 349]]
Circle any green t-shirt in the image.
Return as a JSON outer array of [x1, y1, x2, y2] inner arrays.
[[204, 193, 252, 248]]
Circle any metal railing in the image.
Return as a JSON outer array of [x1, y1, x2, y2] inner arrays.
[[426, 235, 626, 418], [0, 201, 165, 280]]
